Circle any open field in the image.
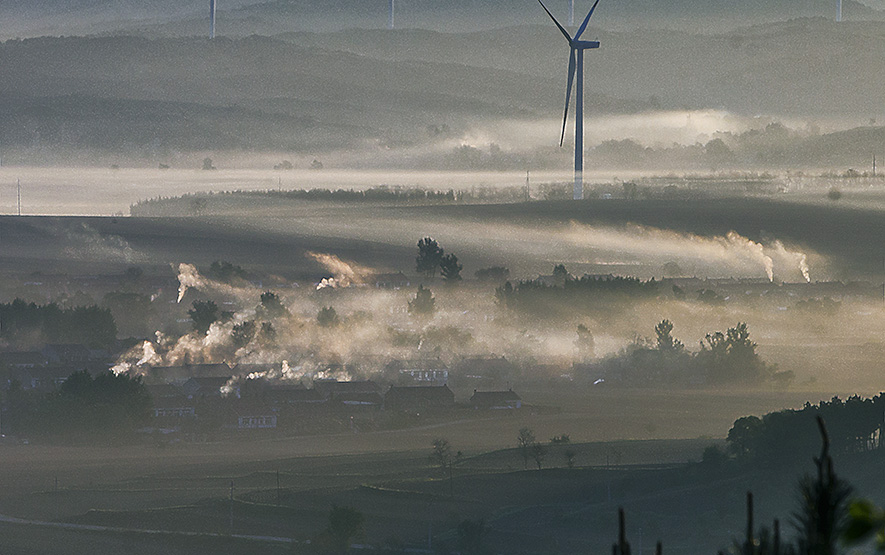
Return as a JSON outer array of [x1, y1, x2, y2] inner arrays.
[[0, 385, 881, 554]]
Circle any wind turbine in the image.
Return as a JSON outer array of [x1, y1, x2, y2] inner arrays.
[[538, 0, 601, 200], [210, 0, 217, 39]]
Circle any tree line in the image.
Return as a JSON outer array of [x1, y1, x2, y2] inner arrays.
[[495, 267, 659, 318], [586, 320, 791, 387], [0, 299, 117, 349], [5, 370, 150, 442]]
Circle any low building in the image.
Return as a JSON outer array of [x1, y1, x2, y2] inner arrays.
[[385, 358, 449, 385], [384, 385, 455, 413], [181, 376, 232, 399], [470, 389, 522, 410], [314, 380, 381, 400]]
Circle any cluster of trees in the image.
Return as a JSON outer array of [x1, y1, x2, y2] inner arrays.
[[408, 285, 436, 318], [416, 237, 462, 283], [188, 292, 287, 351], [591, 320, 788, 387], [0, 299, 116, 348], [5, 370, 151, 442], [495, 269, 659, 318], [727, 394, 884, 466]]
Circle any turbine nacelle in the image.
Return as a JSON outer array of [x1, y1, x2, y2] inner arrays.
[[572, 40, 600, 49]]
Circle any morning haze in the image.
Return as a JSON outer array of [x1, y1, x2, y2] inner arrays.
[[0, 1, 883, 554]]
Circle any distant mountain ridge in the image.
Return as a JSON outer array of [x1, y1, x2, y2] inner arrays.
[[2, 0, 883, 38]]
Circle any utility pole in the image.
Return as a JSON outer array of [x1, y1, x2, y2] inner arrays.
[[276, 469, 281, 504], [17, 178, 21, 216], [873, 153, 877, 177], [525, 170, 531, 202]]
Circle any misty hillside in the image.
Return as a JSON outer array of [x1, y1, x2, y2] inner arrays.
[[233, 0, 885, 33], [0, 93, 372, 155], [2, 21, 883, 165], [280, 19, 885, 118], [0, 34, 645, 160], [4, 0, 883, 38]]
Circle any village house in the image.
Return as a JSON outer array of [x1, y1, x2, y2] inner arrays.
[[470, 389, 523, 410], [181, 376, 232, 399], [384, 385, 455, 413], [146, 384, 196, 420], [385, 358, 449, 386]]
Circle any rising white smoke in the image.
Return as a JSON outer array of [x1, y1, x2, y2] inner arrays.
[[307, 251, 373, 289], [563, 223, 814, 282], [176, 263, 207, 303]]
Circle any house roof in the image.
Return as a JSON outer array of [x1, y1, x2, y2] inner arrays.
[[314, 380, 381, 395], [150, 363, 237, 382], [145, 383, 184, 399], [385, 384, 454, 401], [267, 387, 326, 403], [182, 376, 232, 393]]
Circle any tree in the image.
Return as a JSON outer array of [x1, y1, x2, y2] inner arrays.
[[439, 253, 463, 284], [792, 418, 852, 555], [564, 449, 577, 469], [317, 306, 340, 328], [827, 187, 842, 201], [257, 291, 288, 318], [654, 319, 684, 353], [188, 300, 218, 334], [408, 285, 435, 318], [201, 157, 216, 170], [416, 237, 444, 278], [430, 438, 462, 497], [231, 320, 257, 349], [552, 264, 570, 286], [257, 322, 277, 347], [844, 500, 885, 551], [531, 442, 547, 470], [327, 505, 364, 554], [517, 427, 536, 470], [575, 324, 595, 360]]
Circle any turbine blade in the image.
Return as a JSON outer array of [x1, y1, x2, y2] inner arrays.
[[537, 0, 572, 43], [560, 48, 577, 147], [575, 0, 602, 40]]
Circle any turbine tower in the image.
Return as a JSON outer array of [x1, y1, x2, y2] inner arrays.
[[388, 0, 395, 29], [538, 0, 601, 200], [210, 0, 217, 39]]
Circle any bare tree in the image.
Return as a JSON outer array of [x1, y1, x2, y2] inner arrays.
[[431, 438, 461, 497], [517, 427, 536, 470]]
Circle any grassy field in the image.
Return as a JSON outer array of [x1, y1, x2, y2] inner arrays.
[[0, 388, 877, 553]]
